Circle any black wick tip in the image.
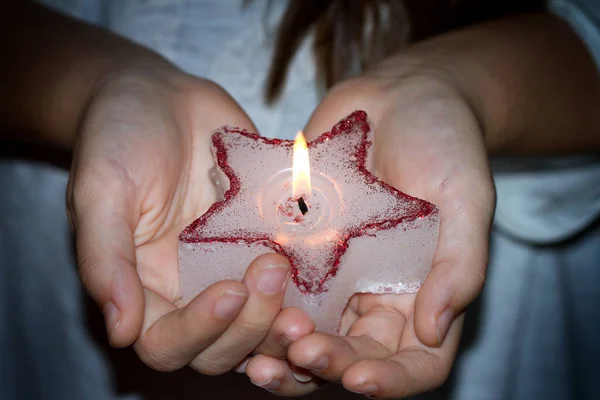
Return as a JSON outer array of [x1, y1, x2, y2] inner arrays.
[[298, 197, 308, 215]]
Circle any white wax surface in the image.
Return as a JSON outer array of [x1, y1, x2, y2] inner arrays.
[[179, 111, 439, 333]]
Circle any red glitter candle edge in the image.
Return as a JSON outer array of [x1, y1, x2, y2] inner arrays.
[[179, 110, 439, 294]]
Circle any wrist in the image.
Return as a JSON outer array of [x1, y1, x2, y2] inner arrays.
[[367, 53, 506, 153], [43, 51, 178, 149]]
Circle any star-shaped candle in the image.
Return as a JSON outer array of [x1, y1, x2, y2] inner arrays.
[[179, 111, 439, 333]]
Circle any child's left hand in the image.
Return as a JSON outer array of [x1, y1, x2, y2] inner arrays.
[[248, 292, 464, 397], [244, 72, 495, 397]]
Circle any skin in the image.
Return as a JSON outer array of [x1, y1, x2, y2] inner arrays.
[[2, 3, 599, 398], [244, 12, 600, 398]]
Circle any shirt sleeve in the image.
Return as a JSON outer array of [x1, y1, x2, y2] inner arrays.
[[34, 0, 108, 26], [548, 0, 600, 70]]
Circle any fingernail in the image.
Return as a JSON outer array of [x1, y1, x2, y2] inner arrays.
[[234, 358, 250, 373], [251, 378, 280, 390], [435, 308, 455, 346], [349, 383, 378, 395], [255, 264, 289, 295], [102, 301, 120, 343], [214, 291, 248, 318], [303, 355, 328, 371], [292, 371, 313, 383]]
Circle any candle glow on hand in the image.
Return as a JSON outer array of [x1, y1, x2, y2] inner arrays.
[[292, 131, 311, 199]]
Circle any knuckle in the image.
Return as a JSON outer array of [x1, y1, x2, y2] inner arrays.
[[428, 355, 452, 390], [470, 269, 487, 294], [136, 338, 180, 372], [193, 80, 232, 105], [453, 269, 486, 310], [424, 353, 449, 389], [401, 350, 449, 392], [198, 79, 227, 95], [77, 253, 100, 294], [459, 268, 487, 308], [427, 354, 449, 387], [192, 353, 233, 376], [233, 320, 270, 343]]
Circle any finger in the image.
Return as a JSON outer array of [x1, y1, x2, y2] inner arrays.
[[302, 79, 390, 142], [69, 160, 144, 347], [338, 294, 360, 335], [190, 79, 258, 134], [346, 308, 407, 353], [254, 307, 315, 359], [234, 357, 251, 374], [414, 175, 494, 346], [246, 354, 321, 396], [133, 281, 248, 371], [190, 253, 290, 374], [341, 315, 464, 398], [288, 332, 392, 382]]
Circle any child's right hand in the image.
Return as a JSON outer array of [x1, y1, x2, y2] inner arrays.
[[67, 66, 314, 374]]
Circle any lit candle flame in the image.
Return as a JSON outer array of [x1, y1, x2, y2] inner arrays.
[[292, 131, 311, 199]]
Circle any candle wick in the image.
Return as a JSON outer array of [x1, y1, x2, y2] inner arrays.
[[298, 197, 308, 215]]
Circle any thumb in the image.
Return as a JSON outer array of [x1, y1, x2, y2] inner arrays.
[[413, 180, 494, 347], [67, 159, 144, 347], [302, 79, 387, 141]]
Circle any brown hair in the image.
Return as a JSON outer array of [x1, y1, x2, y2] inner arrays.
[[264, 0, 546, 104]]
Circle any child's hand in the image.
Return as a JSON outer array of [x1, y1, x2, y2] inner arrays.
[[247, 292, 463, 396], [245, 74, 495, 397], [67, 67, 312, 374]]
